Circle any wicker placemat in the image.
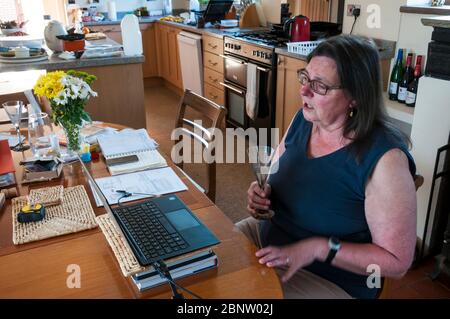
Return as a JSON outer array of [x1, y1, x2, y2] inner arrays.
[[28, 185, 64, 206], [96, 214, 145, 277], [12, 185, 98, 245]]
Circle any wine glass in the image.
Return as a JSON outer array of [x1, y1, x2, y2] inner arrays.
[[2, 100, 30, 152], [248, 145, 277, 220]]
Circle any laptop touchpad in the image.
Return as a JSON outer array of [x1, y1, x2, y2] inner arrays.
[[166, 209, 200, 231]]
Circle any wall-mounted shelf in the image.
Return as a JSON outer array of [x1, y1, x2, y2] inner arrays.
[[383, 92, 415, 124]]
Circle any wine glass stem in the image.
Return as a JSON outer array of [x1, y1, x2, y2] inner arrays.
[[15, 125, 22, 148]]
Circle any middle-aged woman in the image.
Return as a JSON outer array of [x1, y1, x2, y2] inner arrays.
[[237, 35, 417, 299]]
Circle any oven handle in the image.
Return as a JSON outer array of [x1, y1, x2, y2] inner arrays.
[[220, 54, 271, 73], [219, 82, 244, 95], [220, 54, 246, 64]]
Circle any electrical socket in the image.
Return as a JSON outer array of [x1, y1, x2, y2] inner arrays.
[[347, 4, 361, 17]]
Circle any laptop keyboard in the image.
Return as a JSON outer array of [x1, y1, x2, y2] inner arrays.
[[112, 201, 188, 265]]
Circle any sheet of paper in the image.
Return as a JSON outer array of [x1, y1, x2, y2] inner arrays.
[[90, 167, 188, 207]]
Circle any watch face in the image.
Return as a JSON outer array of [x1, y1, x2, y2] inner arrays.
[[329, 237, 341, 250]]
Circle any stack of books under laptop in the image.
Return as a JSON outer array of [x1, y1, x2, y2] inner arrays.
[[131, 249, 218, 292]]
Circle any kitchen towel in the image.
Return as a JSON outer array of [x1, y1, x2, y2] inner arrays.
[[107, 1, 117, 21], [246, 63, 259, 121]]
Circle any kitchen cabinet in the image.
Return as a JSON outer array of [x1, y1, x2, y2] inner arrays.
[[276, 55, 307, 138], [141, 23, 158, 78], [89, 23, 158, 78], [155, 23, 183, 89], [88, 24, 122, 44], [203, 35, 224, 106]]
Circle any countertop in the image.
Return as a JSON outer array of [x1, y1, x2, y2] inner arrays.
[[275, 37, 397, 61], [85, 17, 260, 39], [421, 15, 450, 28], [0, 38, 144, 73]]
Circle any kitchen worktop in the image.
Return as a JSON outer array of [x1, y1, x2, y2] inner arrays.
[[421, 15, 450, 28], [0, 38, 144, 73], [86, 17, 264, 39]]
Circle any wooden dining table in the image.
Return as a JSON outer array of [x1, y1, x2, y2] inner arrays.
[[0, 122, 283, 299]]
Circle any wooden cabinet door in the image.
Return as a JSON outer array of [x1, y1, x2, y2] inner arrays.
[[301, 0, 331, 22], [276, 55, 307, 139], [142, 23, 158, 78], [156, 24, 170, 81], [167, 26, 183, 89]]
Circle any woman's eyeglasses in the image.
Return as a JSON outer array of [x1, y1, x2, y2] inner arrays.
[[297, 69, 343, 95]]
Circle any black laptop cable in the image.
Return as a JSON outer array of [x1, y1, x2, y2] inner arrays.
[[152, 260, 203, 299], [115, 189, 159, 206]]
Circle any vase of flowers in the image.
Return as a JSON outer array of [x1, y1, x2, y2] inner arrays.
[[33, 70, 97, 154]]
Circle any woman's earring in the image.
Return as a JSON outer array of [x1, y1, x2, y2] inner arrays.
[[349, 108, 354, 118]]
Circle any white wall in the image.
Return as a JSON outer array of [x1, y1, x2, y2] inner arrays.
[[342, 0, 407, 41], [261, 0, 281, 24]]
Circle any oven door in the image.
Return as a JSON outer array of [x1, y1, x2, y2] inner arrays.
[[222, 54, 247, 87], [220, 81, 248, 129]]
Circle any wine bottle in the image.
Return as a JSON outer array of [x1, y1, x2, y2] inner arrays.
[[397, 53, 414, 104], [388, 48, 404, 101], [405, 55, 423, 108]]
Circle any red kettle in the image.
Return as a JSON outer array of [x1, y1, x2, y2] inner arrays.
[[283, 15, 310, 42]]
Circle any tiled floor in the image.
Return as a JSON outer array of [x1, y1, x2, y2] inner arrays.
[[388, 257, 450, 299], [145, 84, 450, 299]]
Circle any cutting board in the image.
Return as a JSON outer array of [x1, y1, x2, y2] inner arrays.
[[239, 4, 261, 28]]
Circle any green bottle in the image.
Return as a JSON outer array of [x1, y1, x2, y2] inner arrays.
[[388, 48, 404, 101]]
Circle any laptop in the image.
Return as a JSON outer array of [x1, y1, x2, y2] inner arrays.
[[78, 156, 220, 266]]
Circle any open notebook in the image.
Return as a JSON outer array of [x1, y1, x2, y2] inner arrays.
[[97, 128, 167, 175]]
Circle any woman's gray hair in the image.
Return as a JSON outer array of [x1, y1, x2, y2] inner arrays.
[[307, 35, 410, 160]]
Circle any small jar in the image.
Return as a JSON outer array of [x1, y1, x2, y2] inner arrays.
[[14, 46, 30, 58]]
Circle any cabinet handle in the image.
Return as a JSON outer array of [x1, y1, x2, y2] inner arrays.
[[208, 43, 218, 49], [209, 76, 218, 82], [278, 56, 284, 65], [208, 60, 218, 66]]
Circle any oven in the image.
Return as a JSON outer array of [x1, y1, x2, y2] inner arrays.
[[219, 50, 276, 132]]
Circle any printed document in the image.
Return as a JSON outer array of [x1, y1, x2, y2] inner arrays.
[[90, 167, 188, 206]]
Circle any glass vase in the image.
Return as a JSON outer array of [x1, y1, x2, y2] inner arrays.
[[61, 122, 82, 155]]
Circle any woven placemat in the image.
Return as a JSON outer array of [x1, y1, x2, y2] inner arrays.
[[96, 214, 145, 277], [28, 185, 64, 206], [12, 185, 98, 245]]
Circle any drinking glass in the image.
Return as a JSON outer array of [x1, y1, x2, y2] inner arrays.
[[248, 145, 277, 220], [2, 100, 29, 152], [28, 112, 59, 159]]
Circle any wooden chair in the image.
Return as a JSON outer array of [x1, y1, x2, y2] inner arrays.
[[173, 89, 226, 202], [378, 174, 424, 299]]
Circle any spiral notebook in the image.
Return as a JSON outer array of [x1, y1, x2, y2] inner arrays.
[[97, 129, 167, 175]]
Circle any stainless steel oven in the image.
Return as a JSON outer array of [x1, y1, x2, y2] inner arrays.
[[220, 49, 275, 131]]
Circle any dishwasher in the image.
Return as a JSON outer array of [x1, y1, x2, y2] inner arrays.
[[177, 31, 203, 96]]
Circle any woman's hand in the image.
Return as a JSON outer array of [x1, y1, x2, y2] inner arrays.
[[247, 181, 271, 218], [255, 237, 328, 282]]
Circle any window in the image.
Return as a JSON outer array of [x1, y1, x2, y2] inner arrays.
[[0, 0, 21, 22]]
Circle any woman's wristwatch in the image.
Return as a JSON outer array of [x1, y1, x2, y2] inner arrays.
[[325, 237, 341, 264]]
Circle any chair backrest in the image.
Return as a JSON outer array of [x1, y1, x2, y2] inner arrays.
[[173, 89, 226, 202], [378, 173, 424, 299]]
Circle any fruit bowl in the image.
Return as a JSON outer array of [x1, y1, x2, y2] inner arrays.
[[1, 28, 24, 36]]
